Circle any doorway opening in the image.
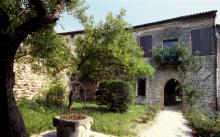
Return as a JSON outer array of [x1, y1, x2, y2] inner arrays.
[[137, 78, 146, 96], [164, 79, 182, 106]]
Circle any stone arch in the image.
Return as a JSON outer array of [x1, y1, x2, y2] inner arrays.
[[164, 79, 182, 106]]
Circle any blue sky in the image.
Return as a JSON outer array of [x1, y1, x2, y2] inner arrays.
[[54, 0, 220, 33]]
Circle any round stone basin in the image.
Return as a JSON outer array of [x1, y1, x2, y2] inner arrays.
[[53, 113, 93, 137]]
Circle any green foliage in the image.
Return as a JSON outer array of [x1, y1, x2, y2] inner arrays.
[[75, 10, 155, 81], [153, 45, 197, 72], [0, 0, 85, 32], [44, 80, 65, 106], [185, 111, 220, 137], [139, 105, 160, 123], [7, 0, 87, 78], [16, 28, 77, 77], [19, 100, 153, 136], [96, 80, 134, 112], [18, 99, 58, 135], [181, 82, 200, 108]]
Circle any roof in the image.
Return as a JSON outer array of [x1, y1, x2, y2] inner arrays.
[[59, 30, 84, 36], [59, 10, 217, 36], [133, 10, 217, 29]]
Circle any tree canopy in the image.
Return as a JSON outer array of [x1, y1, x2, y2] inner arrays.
[[16, 28, 77, 77], [4, 0, 89, 79], [75, 10, 155, 81], [0, 0, 86, 136]]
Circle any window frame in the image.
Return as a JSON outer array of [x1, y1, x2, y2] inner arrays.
[[162, 39, 179, 49]]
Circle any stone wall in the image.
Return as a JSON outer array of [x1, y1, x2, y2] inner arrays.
[[14, 62, 48, 99], [135, 17, 218, 113], [216, 26, 220, 111]]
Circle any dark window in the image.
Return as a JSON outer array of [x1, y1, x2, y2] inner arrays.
[[140, 35, 152, 57], [191, 28, 212, 55], [163, 39, 178, 48], [191, 29, 201, 53], [138, 78, 146, 96]]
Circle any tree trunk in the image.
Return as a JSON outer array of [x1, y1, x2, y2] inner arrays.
[[0, 41, 28, 137]]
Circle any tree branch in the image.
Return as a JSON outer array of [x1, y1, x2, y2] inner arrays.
[[14, 17, 57, 44], [53, 0, 64, 19], [29, 0, 48, 17], [0, 7, 9, 30], [14, 0, 65, 44]]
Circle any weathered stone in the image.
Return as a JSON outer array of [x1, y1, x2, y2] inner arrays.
[[53, 114, 93, 137], [134, 12, 219, 114], [14, 62, 47, 99]]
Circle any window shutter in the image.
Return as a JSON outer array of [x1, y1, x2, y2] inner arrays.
[[140, 35, 152, 57], [200, 28, 211, 55], [191, 29, 201, 54], [191, 28, 212, 55]]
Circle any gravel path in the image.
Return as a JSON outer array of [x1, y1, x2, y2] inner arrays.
[[138, 105, 192, 137]]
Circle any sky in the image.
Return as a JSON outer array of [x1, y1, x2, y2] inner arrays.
[[54, 0, 220, 33]]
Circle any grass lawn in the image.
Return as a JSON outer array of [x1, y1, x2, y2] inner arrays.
[[18, 99, 159, 137]]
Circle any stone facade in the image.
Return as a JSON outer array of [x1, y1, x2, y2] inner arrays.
[[134, 11, 219, 114], [216, 25, 220, 111], [59, 11, 220, 114]]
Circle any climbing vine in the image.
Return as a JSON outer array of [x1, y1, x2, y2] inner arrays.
[[153, 44, 201, 110], [152, 44, 198, 73], [181, 82, 200, 109]]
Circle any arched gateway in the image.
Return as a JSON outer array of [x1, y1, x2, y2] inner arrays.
[[164, 79, 182, 106]]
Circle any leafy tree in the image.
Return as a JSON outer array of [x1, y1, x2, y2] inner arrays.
[[16, 28, 77, 78], [75, 10, 155, 82], [0, 0, 86, 136]]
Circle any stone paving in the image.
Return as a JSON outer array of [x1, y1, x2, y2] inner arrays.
[[138, 105, 192, 137]]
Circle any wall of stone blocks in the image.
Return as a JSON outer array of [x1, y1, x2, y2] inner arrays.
[[135, 17, 218, 113], [14, 62, 48, 99]]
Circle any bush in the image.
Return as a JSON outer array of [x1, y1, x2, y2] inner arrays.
[[140, 105, 160, 123], [185, 111, 220, 137], [45, 82, 65, 106], [96, 80, 134, 112]]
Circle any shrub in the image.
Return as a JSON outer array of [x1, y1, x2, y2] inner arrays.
[[140, 105, 160, 123], [96, 80, 134, 112], [45, 82, 65, 106], [185, 111, 220, 137], [181, 82, 200, 109]]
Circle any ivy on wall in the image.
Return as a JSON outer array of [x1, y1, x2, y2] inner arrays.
[[153, 44, 201, 110], [152, 44, 198, 72]]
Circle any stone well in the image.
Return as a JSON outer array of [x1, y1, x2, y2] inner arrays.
[[53, 114, 93, 137]]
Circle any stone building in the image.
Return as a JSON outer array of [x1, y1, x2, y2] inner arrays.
[[133, 10, 220, 113], [60, 11, 220, 113]]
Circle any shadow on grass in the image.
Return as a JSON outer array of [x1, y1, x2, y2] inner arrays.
[[19, 98, 119, 115], [69, 106, 106, 114]]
